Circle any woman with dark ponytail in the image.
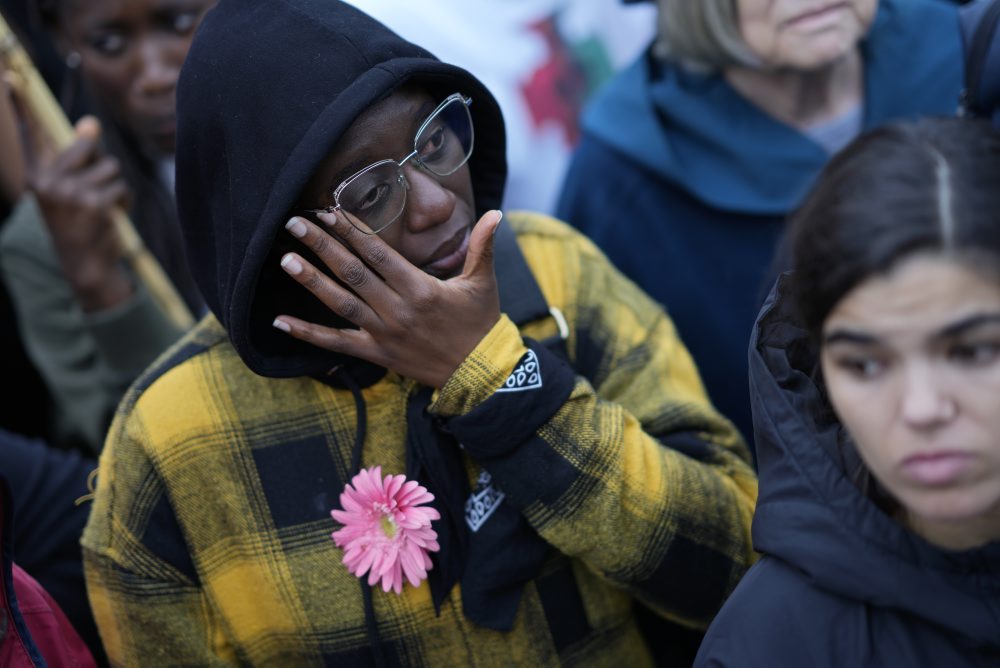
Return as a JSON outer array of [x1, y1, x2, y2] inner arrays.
[[696, 116, 1000, 666], [0, 0, 213, 452]]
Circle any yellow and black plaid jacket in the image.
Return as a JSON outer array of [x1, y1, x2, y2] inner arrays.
[[82, 213, 757, 666]]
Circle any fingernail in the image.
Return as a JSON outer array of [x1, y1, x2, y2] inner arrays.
[[285, 217, 307, 238], [280, 253, 302, 275], [272, 318, 291, 333], [492, 210, 502, 235], [317, 210, 338, 227], [75, 116, 101, 139]]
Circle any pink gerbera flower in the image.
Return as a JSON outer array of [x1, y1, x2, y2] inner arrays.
[[331, 466, 441, 594]]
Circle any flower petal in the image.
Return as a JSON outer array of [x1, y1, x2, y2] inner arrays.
[[355, 467, 380, 500], [339, 491, 364, 514], [387, 561, 403, 594], [332, 469, 444, 595], [399, 546, 427, 587], [384, 474, 405, 501], [393, 480, 418, 505], [330, 509, 354, 525], [355, 545, 377, 577]]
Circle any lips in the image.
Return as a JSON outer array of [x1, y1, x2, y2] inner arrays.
[[899, 451, 976, 487], [146, 113, 176, 139], [137, 112, 178, 155], [420, 226, 470, 279], [785, 2, 849, 29], [154, 116, 177, 135]]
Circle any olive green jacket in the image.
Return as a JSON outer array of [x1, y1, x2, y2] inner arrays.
[[0, 195, 185, 451]]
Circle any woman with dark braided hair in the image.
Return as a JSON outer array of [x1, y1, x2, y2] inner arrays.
[[0, 0, 213, 453], [0, 2, 213, 662]]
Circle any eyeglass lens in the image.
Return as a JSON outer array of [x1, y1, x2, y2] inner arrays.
[[337, 95, 473, 233]]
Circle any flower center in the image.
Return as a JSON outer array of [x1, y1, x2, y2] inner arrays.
[[379, 513, 397, 539]]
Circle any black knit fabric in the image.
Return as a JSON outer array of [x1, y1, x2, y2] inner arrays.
[[175, 0, 507, 379]]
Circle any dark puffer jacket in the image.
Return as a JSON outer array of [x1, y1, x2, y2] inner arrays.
[[695, 276, 1000, 667]]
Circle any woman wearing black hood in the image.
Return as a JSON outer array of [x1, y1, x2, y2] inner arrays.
[[695, 117, 1000, 666], [81, 1, 757, 664]]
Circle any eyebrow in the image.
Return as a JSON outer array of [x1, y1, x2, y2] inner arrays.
[[822, 330, 878, 347], [937, 312, 1000, 338], [823, 312, 1000, 347]]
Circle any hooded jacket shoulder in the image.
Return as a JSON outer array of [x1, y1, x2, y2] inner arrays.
[[176, 0, 507, 379], [696, 276, 1000, 667], [556, 0, 965, 453], [577, 0, 964, 215]]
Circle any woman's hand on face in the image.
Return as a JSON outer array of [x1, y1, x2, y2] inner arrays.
[[29, 116, 133, 311], [273, 209, 504, 389]]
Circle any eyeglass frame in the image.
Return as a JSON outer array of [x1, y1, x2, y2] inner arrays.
[[303, 92, 474, 235]]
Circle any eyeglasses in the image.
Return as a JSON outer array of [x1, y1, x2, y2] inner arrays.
[[305, 93, 474, 235]]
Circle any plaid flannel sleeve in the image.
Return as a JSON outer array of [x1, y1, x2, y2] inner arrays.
[[82, 394, 234, 666], [430, 217, 758, 629]]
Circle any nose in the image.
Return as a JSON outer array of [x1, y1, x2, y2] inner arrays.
[[899, 364, 957, 429], [399, 164, 455, 233], [134, 38, 180, 97]]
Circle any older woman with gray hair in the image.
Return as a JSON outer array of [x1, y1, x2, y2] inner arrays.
[[556, 0, 964, 454]]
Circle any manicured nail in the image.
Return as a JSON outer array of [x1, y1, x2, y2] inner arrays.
[[285, 217, 307, 238], [316, 210, 338, 227], [281, 253, 302, 275], [272, 318, 291, 333]]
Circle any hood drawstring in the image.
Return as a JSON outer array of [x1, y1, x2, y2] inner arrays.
[[334, 365, 386, 668], [334, 366, 368, 474]]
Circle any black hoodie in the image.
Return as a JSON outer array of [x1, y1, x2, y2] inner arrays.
[[696, 276, 1000, 667], [83, 3, 761, 664], [175, 0, 506, 380]]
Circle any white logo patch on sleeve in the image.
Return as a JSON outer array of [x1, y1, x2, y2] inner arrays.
[[465, 470, 506, 532], [497, 349, 542, 393]]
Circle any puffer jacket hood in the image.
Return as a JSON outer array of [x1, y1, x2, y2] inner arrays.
[[175, 0, 506, 378], [749, 275, 1000, 651]]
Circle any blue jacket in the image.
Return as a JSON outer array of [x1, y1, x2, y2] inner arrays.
[[556, 0, 964, 450], [694, 276, 1000, 667]]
